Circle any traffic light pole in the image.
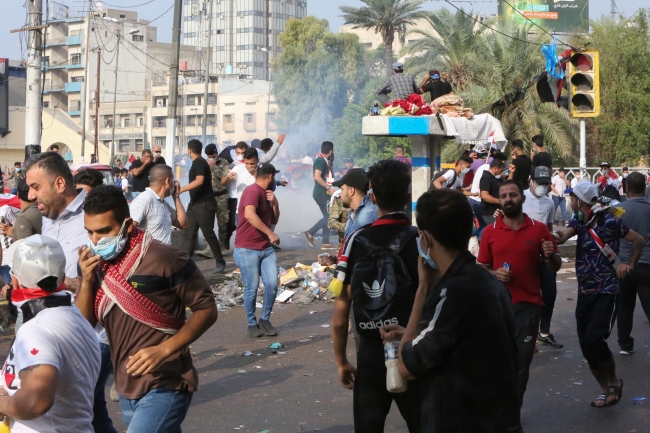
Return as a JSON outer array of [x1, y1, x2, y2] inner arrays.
[[579, 119, 586, 169]]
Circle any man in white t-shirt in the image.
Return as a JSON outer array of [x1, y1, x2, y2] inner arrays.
[[222, 148, 258, 227], [431, 154, 476, 194], [0, 235, 100, 433], [550, 167, 570, 226]]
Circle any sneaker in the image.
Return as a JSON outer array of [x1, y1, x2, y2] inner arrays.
[[303, 231, 315, 247], [248, 325, 264, 338], [258, 319, 278, 336], [321, 244, 336, 250], [213, 260, 227, 274], [537, 333, 564, 348], [195, 247, 214, 259], [620, 349, 634, 355], [109, 383, 119, 402]]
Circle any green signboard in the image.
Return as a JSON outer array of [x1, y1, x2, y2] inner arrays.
[[498, 0, 589, 34]]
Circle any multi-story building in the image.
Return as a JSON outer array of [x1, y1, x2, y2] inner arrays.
[[182, 0, 307, 81]]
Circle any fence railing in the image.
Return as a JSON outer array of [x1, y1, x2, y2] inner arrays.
[[554, 167, 649, 183]]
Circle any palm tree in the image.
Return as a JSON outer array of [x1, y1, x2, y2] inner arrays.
[[340, 0, 425, 75], [401, 8, 490, 91]]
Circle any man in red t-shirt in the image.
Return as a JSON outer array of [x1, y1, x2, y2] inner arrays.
[[478, 180, 561, 406], [234, 163, 281, 338]]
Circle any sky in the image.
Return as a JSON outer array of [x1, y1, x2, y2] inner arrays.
[[1, 0, 643, 62]]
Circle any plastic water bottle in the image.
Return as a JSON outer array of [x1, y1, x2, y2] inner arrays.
[[384, 341, 407, 393], [373, 100, 379, 116]]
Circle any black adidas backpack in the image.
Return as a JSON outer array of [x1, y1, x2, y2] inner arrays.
[[349, 226, 419, 337]]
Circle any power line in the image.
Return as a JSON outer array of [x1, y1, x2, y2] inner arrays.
[[500, 0, 576, 49], [100, 0, 160, 9], [443, 0, 547, 47], [148, 3, 174, 23], [121, 36, 170, 68]]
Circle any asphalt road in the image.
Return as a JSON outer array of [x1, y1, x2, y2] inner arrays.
[[2, 230, 650, 433]]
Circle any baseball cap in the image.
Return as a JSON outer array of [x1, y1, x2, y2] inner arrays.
[[332, 168, 369, 191], [429, 69, 440, 79], [345, 157, 354, 164], [256, 162, 280, 175], [600, 161, 611, 167], [531, 166, 552, 184], [251, 139, 261, 149], [205, 143, 218, 156], [392, 62, 403, 71], [7, 235, 66, 289], [566, 180, 599, 204]]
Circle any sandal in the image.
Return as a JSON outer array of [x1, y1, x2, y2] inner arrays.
[[605, 379, 623, 406], [591, 395, 607, 408]]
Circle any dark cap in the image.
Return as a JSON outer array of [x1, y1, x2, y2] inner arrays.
[[251, 139, 261, 149], [532, 166, 551, 184], [345, 157, 354, 164], [600, 161, 611, 168], [332, 168, 368, 190], [256, 162, 279, 175], [429, 69, 440, 79], [205, 143, 218, 156]]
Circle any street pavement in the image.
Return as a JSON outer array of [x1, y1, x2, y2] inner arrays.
[[3, 229, 650, 432]]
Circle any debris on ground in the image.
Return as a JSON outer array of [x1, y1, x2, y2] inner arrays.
[[211, 262, 336, 310]]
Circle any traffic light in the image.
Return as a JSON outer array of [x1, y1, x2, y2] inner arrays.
[[568, 50, 600, 118]]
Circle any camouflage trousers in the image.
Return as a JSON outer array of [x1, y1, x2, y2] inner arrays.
[[216, 194, 229, 249]]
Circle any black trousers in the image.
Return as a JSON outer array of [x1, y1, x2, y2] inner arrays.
[[539, 267, 558, 334], [184, 200, 224, 263], [227, 198, 238, 246], [353, 364, 421, 433], [576, 293, 617, 370], [512, 302, 540, 406], [307, 195, 331, 244], [617, 264, 650, 352]]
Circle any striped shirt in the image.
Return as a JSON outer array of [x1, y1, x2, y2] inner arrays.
[[129, 188, 176, 245]]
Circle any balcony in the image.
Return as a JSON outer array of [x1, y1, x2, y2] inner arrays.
[[65, 35, 82, 45], [65, 82, 82, 93], [43, 79, 65, 93], [67, 111, 81, 116], [44, 37, 66, 47]]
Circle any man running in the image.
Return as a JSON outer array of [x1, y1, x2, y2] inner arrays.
[[556, 180, 644, 407], [305, 141, 335, 250], [478, 180, 561, 405]]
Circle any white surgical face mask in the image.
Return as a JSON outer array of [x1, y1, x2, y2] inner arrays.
[[494, 174, 502, 179], [461, 167, 470, 175], [534, 184, 548, 197], [236, 154, 244, 162]]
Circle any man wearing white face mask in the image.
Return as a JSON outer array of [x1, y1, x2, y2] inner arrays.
[[431, 154, 476, 197]]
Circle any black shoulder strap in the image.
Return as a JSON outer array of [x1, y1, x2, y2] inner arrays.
[[388, 226, 418, 254]]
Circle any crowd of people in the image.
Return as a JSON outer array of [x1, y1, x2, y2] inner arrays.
[[1, 129, 650, 432]]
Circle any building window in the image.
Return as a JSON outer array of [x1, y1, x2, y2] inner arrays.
[[223, 114, 233, 131], [104, 116, 113, 128], [121, 116, 130, 127], [208, 93, 217, 105], [118, 140, 130, 153], [153, 116, 166, 127], [187, 115, 196, 126], [43, 101, 50, 108], [206, 114, 217, 126], [42, 56, 50, 66], [267, 112, 276, 131], [155, 97, 167, 107], [119, 14, 126, 18], [243, 113, 255, 131], [71, 76, 84, 82], [154, 137, 166, 147], [138, 116, 144, 127], [135, 139, 144, 152], [187, 95, 196, 106], [132, 34, 144, 42], [70, 53, 81, 64]]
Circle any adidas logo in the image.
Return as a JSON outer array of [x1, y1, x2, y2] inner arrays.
[[358, 318, 399, 330], [363, 280, 385, 298]]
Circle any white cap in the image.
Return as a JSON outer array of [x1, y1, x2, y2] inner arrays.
[[568, 179, 599, 204], [6, 235, 66, 289]]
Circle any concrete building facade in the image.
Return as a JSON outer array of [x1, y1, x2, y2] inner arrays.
[[181, 0, 307, 80]]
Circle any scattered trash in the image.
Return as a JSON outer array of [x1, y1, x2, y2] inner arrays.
[[276, 290, 295, 303], [573, 382, 582, 385], [309, 311, 317, 315], [258, 430, 270, 433], [561, 257, 570, 263], [298, 339, 312, 343], [254, 366, 261, 369], [633, 397, 647, 402], [567, 297, 575, 301], [244, 351, 253, 356], [238, 370, 246, 374], [269, 342, 283, 349], [303, 373, 314, 376], [277, 351, 286, 355], [320, 324, 331, 328]]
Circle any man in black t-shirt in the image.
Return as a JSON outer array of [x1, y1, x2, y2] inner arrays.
[[179, 139, 226, 273], [531, 134, 552, 169], [480, 159, 505, 223], [332, 159, 420, 433], [418, 69, 452, 102], [509, 139, 532, 190], [129, 147, 167, 197]]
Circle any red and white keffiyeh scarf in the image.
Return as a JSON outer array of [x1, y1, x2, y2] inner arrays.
[[94, 228, 185, 334]]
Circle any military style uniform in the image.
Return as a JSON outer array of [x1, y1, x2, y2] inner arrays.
[[327, 195, 350, 251], [211, 158, 231, 250]]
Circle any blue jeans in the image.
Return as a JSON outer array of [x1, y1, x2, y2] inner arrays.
[[119, 388, 193, 433], [131, 192, 141, 199], [234, 247, 278, 326], [93, 342, 118, 433], [552, 195, 568, 224], [0, 265, 10, 287]]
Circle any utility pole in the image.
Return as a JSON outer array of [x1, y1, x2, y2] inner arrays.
[[201, 0, 212, 148], [94, 49, 101, 160], [110, 28, 120, 162], [579, 119, 586, 170], [25, 0, 44, 160], [79, 0, 93, 162], [166, 0, 183, 164]]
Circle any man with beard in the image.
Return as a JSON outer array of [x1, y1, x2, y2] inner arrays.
[[478, 180, 561, 405], [331, 168, 378, 238]]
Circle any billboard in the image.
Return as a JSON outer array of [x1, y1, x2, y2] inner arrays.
[[498, 0, 589, 34]]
